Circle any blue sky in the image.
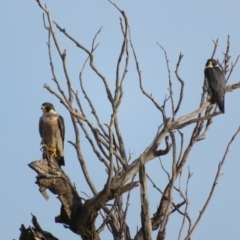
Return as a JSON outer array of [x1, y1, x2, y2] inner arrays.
[[1, 1, 240, 239]]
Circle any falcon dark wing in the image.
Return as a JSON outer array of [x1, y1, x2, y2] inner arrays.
[[57, 114, 65, 166], [39, 117, 43, 138], [58, 115, 65, 143], [204, 59, 226, 113]]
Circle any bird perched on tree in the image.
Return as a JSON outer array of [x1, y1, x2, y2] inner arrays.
[[204, 59, 226, 113], [39, 102, 65, 166]]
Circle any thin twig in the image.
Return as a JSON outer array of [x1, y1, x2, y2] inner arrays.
[[184, 126, 240, 240], [129, 28, 166, 122], [159, 158, 171, 182], [210, 39, 218, 59], [226, 55, 240, 82], [174, 53, 184, 115], [157, 42, 175, 118], [178, 167, 192, 240]]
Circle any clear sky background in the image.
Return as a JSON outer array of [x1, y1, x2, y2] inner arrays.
[[1, 1, 240, 240]]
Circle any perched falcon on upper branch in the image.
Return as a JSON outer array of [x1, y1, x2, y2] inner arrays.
[[204, 59, 226, 113], [39, 102, 65, 166]]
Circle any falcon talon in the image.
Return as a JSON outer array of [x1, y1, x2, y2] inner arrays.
[[51, 148, 58, 158], [207, 97, 215, 104], [43, 144, 52, 151]]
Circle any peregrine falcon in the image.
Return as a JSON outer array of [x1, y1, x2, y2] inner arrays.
[[204, 59, 226, 113], [39, 102, 65, 166]]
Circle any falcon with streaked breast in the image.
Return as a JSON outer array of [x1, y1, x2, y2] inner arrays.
[[39, 102, 65, 166], [204, 59, 226, 113]]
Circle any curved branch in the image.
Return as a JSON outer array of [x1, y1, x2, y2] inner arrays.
[[157, 43, 175, 118], [210, 38, 218, 59], [174, 53, 184, 115], [51, 20, 114, 105], [129, 29, 166, 121], [154, 136, 172, 157]]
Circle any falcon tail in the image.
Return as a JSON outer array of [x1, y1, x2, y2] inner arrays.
[[217, 96, 225, 114], [58, 156, 65, 166]]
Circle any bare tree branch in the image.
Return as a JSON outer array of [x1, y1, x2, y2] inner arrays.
[[174, 53, 184, 115], [184, 126, 240, 240], [158, 131, 176, 239], [157, 43, 175, 118], [178, 168, 192, 240], [210, 38, 218, 59], [129, 29, 166, 122], [139, 155, 152, 240]]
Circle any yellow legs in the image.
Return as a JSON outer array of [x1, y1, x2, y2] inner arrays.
[[43, 144, 57, 158]]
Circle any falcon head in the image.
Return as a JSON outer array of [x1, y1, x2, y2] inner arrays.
[[41, 102, 55, 112], [205, 59, 218, 68]]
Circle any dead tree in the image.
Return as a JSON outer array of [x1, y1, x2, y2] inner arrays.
[[21, 0, 240, 239]]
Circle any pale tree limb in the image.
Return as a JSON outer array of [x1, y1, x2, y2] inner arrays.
[[210, 38, 219, 59], [226, 55, 240, 82], [50, 19, 114, 105], [225, 82, 240, 92], [139, 155, 152, 240], [41, 2, 74, 107], [109, 0, 130, 169], [159, 158, 171, 182], [174, 53, 185, 116], [76, 47, 119, 169], [78, 30, 109, 139], [147, 173, 164, 195], [129, 29, 166, 122], [173, 111, 221, 130], [177, 129, 184, 165], [222, 35, 231, 76], [67, 121, 98, 196], [97, 198, 118, 233], [45, 27, 68, 104], [178, 167, 192, 240], [106, 9, 129, 186], [147, 173, 187, 216], [157, 43, 175, 118], [157, 131, 177, 240], [118, 175, 136, 240]]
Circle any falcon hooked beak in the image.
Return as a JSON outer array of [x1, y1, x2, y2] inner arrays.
[[41, 102, 56, 113]]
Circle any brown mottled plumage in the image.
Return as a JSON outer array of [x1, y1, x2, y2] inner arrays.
[[39, 102, 65, 166]]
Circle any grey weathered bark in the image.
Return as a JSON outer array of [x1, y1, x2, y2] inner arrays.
[[139, 155, 152, 240], [19, 214, 58, 240]]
